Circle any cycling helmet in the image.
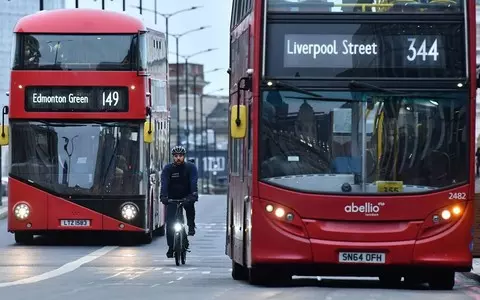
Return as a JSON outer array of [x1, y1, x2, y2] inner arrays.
[[171, 145, 186, 156]]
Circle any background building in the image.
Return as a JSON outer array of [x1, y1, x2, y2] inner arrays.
[[168, 62, 228, 193]]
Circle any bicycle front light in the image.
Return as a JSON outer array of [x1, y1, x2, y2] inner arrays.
[[121, 203, 138, 221], [173, 222, 182, 232]]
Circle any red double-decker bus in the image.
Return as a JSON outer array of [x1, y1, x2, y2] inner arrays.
[[226, 0, 477, 290], [1, 8, 169, 244]]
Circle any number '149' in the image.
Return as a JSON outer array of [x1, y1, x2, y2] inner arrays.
[[102, 91, 119, 106], [406, 38, 439, 62]]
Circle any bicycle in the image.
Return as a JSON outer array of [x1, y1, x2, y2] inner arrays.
[[168, 198, 191, 266]]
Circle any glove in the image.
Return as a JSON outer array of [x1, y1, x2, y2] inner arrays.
[[160, 196, 168, 205], [186, 193, 197, 203]]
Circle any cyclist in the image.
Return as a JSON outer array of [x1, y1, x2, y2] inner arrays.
[[160, 145, 199, 258]]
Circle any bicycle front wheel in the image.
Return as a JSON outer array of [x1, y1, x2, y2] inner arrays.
[[174, 233, 182, 266]]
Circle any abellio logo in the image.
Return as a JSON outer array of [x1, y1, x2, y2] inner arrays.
[[344, 202, 385, 216]]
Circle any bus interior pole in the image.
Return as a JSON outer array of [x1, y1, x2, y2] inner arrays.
[[176, 37, 180, 146], [185, 58, 189, 153], [193, 75, 197, 159], [361, 101, 367, 192]]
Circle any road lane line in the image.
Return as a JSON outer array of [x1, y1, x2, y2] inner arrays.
[[0, 246, 117, 288]]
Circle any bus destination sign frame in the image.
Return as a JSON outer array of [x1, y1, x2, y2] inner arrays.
[[25, 86, 129, 112], [265, 22, 465, 79]]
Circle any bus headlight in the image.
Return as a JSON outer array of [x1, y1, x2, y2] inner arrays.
[[14, 203, 30, 220], [173, 222, 182, 232], [121, 203, 138, 220]]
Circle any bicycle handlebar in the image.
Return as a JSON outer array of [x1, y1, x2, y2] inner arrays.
[[167, 198, 188, 204]]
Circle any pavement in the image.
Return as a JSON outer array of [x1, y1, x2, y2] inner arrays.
[[0, 195, 478, 299], [0, 196, 7, 220]]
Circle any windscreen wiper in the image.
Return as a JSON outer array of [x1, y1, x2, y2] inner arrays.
[[271, 80, 372, 104], [268, 80, 323, 99], [349, 80, 455, 100], [349, 80, 404, 94]]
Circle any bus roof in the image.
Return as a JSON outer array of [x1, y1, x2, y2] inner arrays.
[[14, 8, 146, 34]]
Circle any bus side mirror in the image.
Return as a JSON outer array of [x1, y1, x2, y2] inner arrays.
[[144, 120, 154, 144], [0, 125, 9, 146], [230, 105, 247, 139], [0, 106, 9, 146]]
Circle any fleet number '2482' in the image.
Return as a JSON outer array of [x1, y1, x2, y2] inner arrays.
[[448, 192, 466, 200]]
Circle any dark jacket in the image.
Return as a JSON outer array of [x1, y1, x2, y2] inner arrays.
[[160, 162, 198, 200]]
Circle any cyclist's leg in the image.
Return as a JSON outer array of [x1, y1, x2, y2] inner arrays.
[[184, 202, 196, 236], [165, 204, 177, 257]]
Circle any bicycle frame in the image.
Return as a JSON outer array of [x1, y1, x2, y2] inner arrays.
[[169, 198, 189, 266]]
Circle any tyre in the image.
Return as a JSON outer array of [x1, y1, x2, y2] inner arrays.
[[14, 232, 33, 244], [231, 260, 247, 281], [428, 271, 455, 290], [174, 234, 182, 266], [181, 250, 186, 265], [141, 230, 153, 244], [155, 224, 165, 237], [175, 251, 180, 266]]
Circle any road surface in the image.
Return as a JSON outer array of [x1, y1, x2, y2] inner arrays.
[[0, 195, 479, 300]]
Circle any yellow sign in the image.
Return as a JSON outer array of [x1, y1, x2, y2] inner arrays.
[[376, 181, 403, 193]]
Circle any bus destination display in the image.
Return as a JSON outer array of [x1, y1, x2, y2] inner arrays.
[[265, 22, 465, 78], [25, 86, 129, 112]]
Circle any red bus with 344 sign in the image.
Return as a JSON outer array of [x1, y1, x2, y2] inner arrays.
[[226, 0, 477, 290]]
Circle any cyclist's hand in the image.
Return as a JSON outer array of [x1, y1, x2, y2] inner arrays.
[[160, 196, 168, 205], [186, 194, 197, 203]]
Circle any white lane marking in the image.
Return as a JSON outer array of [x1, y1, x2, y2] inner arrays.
[[0, 246, 117, 288]]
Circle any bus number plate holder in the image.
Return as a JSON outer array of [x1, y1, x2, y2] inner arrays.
[[60, 219, 91, 227], [339, 252, 385, 264]]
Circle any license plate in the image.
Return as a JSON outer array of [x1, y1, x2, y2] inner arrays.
[[339, 252, 385, 264], [60, 219, 91, 227]]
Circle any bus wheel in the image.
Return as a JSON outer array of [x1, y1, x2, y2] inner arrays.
[[428, 271, 455, 290], [154, 224, 165, 237], [15, 232, 33, 244], [142, 230, 153, 244], [231, 261, 247, 281]]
